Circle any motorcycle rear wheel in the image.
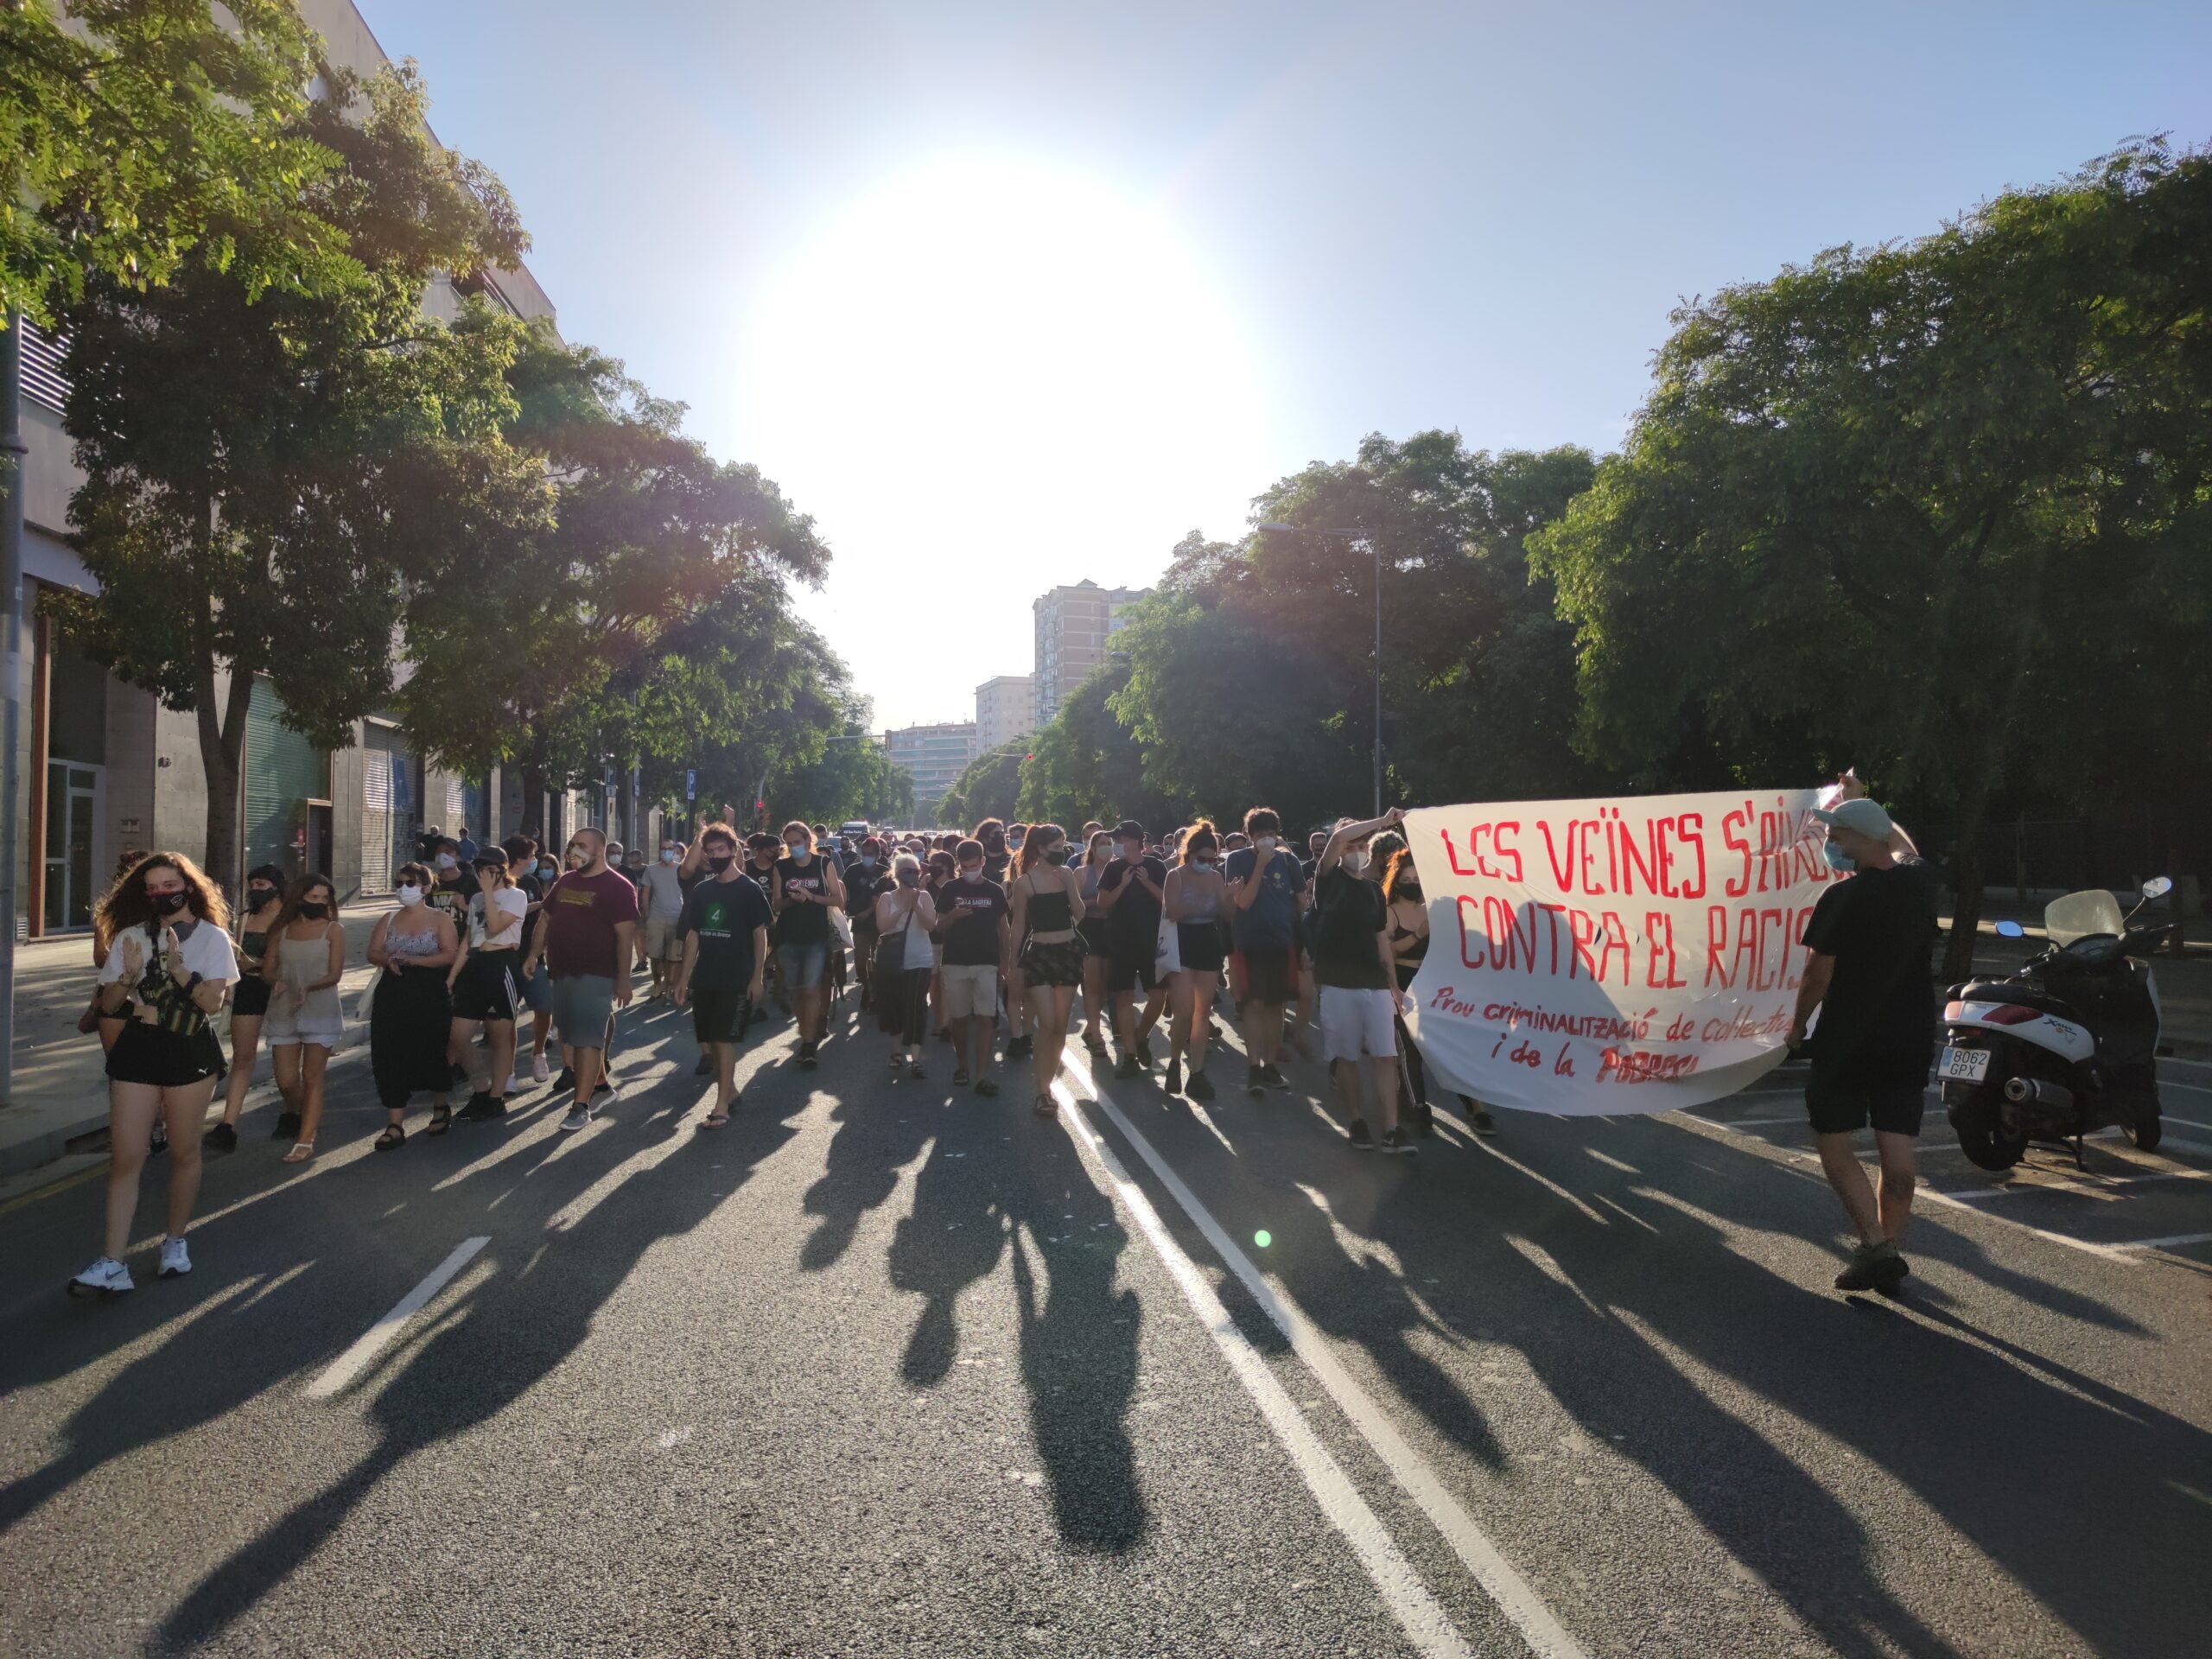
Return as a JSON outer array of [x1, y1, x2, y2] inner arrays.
[[1948, 1090, 2028, 1171]]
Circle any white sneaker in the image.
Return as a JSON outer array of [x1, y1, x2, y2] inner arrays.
[[158, 1236, 192, 1278], [69, 1255, 134, 1297], [531, 1055, 550, 1084], [502, 1074, 517, 1096]]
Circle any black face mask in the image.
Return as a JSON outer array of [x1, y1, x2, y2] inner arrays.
[[298, 901, 329, 919], [1045, 846, 1070, 866], [1399, 881, 1423, 901], [150, 889, 191, 916], [247, 885, 277, 906], [705, 854, 734, 873]]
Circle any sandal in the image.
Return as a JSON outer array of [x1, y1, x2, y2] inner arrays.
[[1033, 1093, 1058, 1118], [426, 1104, 452, 1137], [281, 1141, 316, 1164], [907, 1061, 926, 1081], [700, 1110, 730, 1130], [374, 1124, 406, 1152]]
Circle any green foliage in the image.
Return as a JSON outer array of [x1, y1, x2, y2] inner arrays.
[[937, 737, 1028, 832], [49, 60, 541, 881], [0, 0, 355, 321], [1529, 138, 2212, 973], [1015, 661, 1177, 832]]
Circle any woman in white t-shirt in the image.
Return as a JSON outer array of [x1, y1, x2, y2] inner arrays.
[[70, 853, 238, 1298], [448, 847, 529, 1124]]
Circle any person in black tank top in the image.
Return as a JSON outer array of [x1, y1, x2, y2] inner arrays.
[[207, 864, 286, 1150], [1007, 824, 1087, 1117]]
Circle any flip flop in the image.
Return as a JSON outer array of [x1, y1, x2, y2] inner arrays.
[[699, 1111, 730, 1130]]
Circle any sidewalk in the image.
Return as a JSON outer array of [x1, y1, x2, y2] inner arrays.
[[0, 899, 398, 1181]]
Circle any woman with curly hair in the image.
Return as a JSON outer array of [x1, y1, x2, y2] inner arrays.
[[70, 853, 237, 1298]]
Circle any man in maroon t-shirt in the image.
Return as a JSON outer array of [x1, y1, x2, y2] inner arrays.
[[521, 825, 639, 1129]]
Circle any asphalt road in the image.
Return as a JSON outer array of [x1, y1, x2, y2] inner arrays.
[[3, 987, 2209, 1658]]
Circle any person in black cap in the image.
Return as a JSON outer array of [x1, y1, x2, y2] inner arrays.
[[1093, 820, 1168, 1077]]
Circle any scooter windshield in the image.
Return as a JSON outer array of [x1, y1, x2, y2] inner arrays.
[[2044, 888, 2126, 947]]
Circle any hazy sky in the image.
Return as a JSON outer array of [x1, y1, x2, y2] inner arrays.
[[359, 1, 2209, 733]]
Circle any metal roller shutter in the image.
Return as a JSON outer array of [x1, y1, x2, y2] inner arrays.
[[360, 722, 413, 893], [245, 678, 328, 880]]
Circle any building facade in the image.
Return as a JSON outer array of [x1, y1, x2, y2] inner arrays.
[[974, 675, 1033, 754], [882, 724, 977, 822], [5, 0, 575, 928], [1032, 582, 1146, 730]]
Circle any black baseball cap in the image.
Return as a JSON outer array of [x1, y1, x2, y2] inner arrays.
[[1113, 819, 1145, 841]]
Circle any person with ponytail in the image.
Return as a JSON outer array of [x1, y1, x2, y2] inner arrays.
[[1006, 823, 1086, 1116]]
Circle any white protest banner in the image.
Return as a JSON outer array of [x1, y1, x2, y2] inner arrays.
[[1402, 787, 1835, 1116]]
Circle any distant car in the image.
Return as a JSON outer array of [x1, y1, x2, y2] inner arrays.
[[838, 820, 871, 842]]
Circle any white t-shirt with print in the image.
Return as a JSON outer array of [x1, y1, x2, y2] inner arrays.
[[99, 918, 239, 986], [469, 886, 530, 950]]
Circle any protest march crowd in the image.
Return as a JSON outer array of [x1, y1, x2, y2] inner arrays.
[[67, 775, 1935, 1304]]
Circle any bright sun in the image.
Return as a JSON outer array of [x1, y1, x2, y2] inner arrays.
[[738, 157, 1272, 725]]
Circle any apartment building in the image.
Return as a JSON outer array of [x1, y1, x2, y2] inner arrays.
[[974, 675, 1033, 754], [1032, 582, 1147, 730], [882, 724, 977, 822], [5, 0, 575, 926]]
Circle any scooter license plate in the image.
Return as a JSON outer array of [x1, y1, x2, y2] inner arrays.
[[1939, 1046, 1991, 1083]]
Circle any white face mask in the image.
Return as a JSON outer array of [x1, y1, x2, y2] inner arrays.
[[660, 849, 678, 863], [396, 884, 423, 906], [435, 854, 456, 870], [1255, 836, 1278, 851], [1343, 849, 1370, 876]]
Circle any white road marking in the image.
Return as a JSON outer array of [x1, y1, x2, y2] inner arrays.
[[1684, 1116, 1803, 1128], [2164, 1116, 2212, 1133], [2115, 1232, 2212, 1251], [2163, 1078, 2212, 1096], [1058, 1057, 1586, 1659], [306, 1236, 490, 1400]]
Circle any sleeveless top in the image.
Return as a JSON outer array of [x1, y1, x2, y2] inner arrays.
[[1023, 878, 1073, 935], [1078, 860, 1107, 903], [385, 916, 443, 963], [1174, 868, 1223, 924], [238, 926, 270, 974], [271, 930, 341, 1025]]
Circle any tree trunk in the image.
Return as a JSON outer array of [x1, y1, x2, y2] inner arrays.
[[1941, 790, 1990, 985], [519, 763, 545, 841], [195, 668, 255, 897]]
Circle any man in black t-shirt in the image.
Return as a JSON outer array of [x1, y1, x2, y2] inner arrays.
[[674, 824, 775, 1126], [1791, 782, 1936, 1294], [974, 818, 1012, 885], [1095, 819, 1169, 1077], [936, 838, 1010, 1095], [1313, 809, 1416, 1153], [842, 837, 889, 1011]]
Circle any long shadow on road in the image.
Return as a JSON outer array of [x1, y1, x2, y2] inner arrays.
[[1085, 1064, 2212, 1659]]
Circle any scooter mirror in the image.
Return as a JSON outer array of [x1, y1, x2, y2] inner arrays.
[[1993, 919, 2025, 938], [2141, 876, 2173, 899]]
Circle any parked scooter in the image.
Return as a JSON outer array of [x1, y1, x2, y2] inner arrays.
[[1939, 878, 2177, 1170]]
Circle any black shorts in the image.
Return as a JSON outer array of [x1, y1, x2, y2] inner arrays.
[[1108, 943, 1160, 995], [231, 976, 272, 1019], [106, 1020, 225, 1088], [452, 952, 520, 1023], [691, 982, 752, 1046], [1079, 915, 1112, 958], [1806, 1074, 1924, 1137], [1236, 946, 1296, 1006], [1177, 922, 1227, 976], [1020, 936, 1084, 988]]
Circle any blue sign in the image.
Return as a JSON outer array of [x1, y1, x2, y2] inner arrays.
[[685, 768, 697, 801]]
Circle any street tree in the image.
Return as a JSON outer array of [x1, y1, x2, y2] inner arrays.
[[937, 737, 1027, 832], [51, 60, 539, 885], [1531, 139, 2212, 977], [0, 0, 353, 322]]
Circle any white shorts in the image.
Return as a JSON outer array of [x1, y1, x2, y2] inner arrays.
[[941, 963, 998, 1020], [1319, 985, 1397, 1063]]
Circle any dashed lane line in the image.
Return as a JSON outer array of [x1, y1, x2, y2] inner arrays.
[[305, 1236, 489, 1400]]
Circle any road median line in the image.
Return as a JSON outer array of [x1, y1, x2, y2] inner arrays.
[[305, 1236, 490, 1400]]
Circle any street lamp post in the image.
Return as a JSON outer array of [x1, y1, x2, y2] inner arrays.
[[1259, 522, 1382, 815]]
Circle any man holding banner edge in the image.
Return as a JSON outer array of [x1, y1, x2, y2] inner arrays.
[[1793, 775, 1936, 1294], [1315, 807, 1418, 1154]]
